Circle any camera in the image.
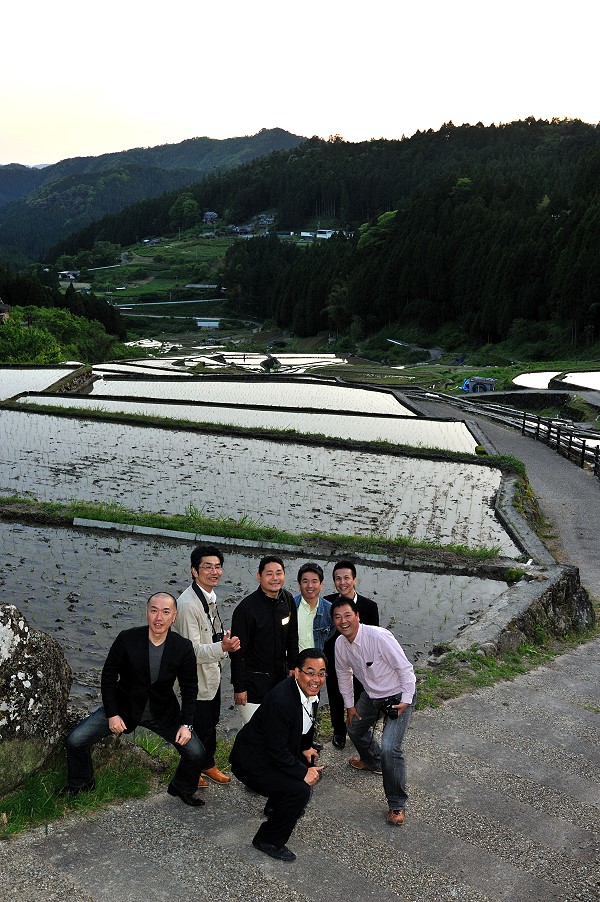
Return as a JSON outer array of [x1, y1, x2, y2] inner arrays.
[[212, 631, 224, 643], [383, 694, 402, 719]]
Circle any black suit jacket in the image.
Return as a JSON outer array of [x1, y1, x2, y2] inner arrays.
[[100, 626, 198, 733], [229, 676, 315, 782]]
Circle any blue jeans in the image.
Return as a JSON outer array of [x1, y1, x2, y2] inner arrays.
[[65, 706, 205, 794], [347, 690, 415, 810]]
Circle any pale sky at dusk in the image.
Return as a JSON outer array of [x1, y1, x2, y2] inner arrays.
[[2, 0, 597, 167]]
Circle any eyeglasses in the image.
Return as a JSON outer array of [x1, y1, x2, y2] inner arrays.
[[299, 669, 327, 679], [199, 564, 223, 572]]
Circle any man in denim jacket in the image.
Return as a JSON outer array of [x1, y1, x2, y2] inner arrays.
[[293, 562, 336, 652]]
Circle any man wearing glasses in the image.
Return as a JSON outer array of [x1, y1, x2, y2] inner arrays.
[[229, 648, 326, 862], [174, 545, 240, 787]]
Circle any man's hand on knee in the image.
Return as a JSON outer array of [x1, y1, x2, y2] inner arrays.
[[108, 715, 126, 735]]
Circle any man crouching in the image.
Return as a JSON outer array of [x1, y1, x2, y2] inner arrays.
[[229, 648, 326, 862]]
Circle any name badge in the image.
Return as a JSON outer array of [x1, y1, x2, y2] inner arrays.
[[281, 615, 290, 626]]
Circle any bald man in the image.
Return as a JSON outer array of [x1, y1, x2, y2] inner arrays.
[[62, 592, 205, 807]]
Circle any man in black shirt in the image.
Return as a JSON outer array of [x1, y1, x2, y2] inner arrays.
[[230, 556, 299, 723]]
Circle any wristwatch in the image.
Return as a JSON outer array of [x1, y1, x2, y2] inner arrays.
[[181, 724, 193, 731]]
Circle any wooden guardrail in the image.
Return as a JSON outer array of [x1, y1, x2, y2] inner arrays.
[[520, 413, 600, 477], [400, 388, 600, 479]]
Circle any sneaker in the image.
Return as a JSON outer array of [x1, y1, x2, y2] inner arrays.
[[387, 809, 405, 826], [349, 756, 383, 775]]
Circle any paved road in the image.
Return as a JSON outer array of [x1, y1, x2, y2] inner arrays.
[[413, 394, 600, 599], [1, 398, 598, 902]]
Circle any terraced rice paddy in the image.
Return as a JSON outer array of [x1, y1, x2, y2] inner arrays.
[[0, 409, 518, 554], [16, 394, 478, 451]]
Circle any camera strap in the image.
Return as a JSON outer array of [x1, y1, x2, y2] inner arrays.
[[191, 582, 223, 634]]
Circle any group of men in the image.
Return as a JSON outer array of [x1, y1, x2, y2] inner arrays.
[[63, 547, 416, 862]]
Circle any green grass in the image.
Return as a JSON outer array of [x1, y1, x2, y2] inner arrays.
[[414, 618, 600, 707], [0, 732, 233, 838], [0, 494, 504, 562], [0, 756, 151, 839]]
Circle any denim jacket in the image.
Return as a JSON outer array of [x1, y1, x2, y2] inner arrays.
[[294, 593, 336, 651]]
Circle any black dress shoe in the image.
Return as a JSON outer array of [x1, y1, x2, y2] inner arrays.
[[252, 837, 296, 862], [332, 734, 346, 749], [57, 780, 95, 797], [167, 782, 205, 807]]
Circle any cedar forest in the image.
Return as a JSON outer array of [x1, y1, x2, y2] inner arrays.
[[2, 118, 600, 362]]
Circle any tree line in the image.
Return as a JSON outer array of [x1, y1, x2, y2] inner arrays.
[[221, 143, 600, 353], [0, 266, 127, 363], [33, 118, 600, 353]]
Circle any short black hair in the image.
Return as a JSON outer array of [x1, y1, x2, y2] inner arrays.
[[333, 559, 356, 578], [330, 597, 358, 616], [297, 648, 328, 669], [258, 555, 285, 574], [191, 544, 224, 569], [297, 561, 324, 583]]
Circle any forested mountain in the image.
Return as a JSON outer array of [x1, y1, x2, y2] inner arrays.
[[7, 118, 600, 356], [220, 131, 600, 353], [45, 118, 600, 353], [0, 128, 305, 261], [52, 118, 600, 252]]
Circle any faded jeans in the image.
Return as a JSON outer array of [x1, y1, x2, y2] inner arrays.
[[65, 705, 205, 793], [347, 690, 415, 810]]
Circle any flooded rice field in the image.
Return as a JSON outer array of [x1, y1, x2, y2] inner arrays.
[[88, 376, 413, 415], [17, 394, 478, 452], [1, 521, 508, 713], [0, 410, 518, 553], [0, 366, 77, 401]]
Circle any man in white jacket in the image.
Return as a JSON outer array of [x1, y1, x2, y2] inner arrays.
[[175, 545, 240, 787]]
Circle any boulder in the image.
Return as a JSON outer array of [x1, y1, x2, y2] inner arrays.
[[0, 605, 72, 796]]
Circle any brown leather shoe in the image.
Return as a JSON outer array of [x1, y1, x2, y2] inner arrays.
[[202, 765, 232, 784], [349, 756, 383, 775], [387, 809, 405, 826], [198, 774, 209, 788]]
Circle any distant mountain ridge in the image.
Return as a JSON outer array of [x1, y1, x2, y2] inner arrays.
[[0, 128, 306, 261]]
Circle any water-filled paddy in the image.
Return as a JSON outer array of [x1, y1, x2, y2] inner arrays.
[[1, 521, 508, 712], [17, 394, 478, 452], [0, 410, 518, 553], [0, 366, 77, 401], [89, 376, 413, 415]]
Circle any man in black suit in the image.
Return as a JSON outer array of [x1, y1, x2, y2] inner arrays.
[[324, 560, 379, 750], [229, 648, 326, 862], [63, 592, 205, 807]]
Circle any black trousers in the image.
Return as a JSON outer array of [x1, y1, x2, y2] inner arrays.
[[193, 685, 221, 770], [231, 760, 310, 848], [65, 706, 205, 794]]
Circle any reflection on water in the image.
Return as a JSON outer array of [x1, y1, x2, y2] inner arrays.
[[0, 409, 518, 554], [1, 521, 507, 711]]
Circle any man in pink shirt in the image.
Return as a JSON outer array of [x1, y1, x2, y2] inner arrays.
[[332, 597, 416, 827]]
